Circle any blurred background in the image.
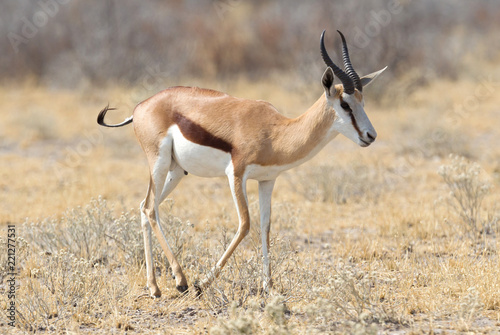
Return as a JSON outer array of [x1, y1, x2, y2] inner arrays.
[[2, 0, 499, 91]]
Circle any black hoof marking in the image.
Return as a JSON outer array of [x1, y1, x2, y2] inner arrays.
[[193, 283, 203, 298], [176, 285, 189, 294]]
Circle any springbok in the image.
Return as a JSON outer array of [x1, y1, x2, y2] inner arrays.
[[98, 30, 386, 297]]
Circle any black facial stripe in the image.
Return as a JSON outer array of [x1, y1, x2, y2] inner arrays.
[[350, 113, 362, 137], [340, 97, 362, 137]]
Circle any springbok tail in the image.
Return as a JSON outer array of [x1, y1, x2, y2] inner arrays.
[[97, 105, 133, 128]]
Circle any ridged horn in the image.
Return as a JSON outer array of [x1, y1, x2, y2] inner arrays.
[[320, 30, 355, 94], [337, 30, 362, 92]]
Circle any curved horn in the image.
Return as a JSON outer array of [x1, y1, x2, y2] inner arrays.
[[320, 30, 354, 94], [337, 30, 362, 92]]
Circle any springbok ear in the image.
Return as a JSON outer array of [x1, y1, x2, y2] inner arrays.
[[321, 67, 336, 96], [360, 66, 388, 88]]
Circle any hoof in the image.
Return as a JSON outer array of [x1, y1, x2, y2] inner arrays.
[[146, 284, 161, 298], [193, 282, 203, 298], [176, 285, 189, 294], [150, 289, 161, 299]]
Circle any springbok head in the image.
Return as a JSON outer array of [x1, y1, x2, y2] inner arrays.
[[320, 30, 387, 147]]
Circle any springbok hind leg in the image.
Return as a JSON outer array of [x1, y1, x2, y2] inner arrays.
[[142, 175, 188, 296], [142, 138, 188, 296], [140, 193, 161, 298]]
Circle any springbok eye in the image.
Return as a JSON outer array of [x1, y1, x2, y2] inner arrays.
[[340, 102, 352, 112]]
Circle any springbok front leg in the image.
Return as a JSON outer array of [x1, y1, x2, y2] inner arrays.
[[258, 179, 276, 292], [196, 170, 250, 292]]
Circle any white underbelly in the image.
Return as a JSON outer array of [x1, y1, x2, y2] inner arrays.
[[245, 145, 327, 181], [244, 164, 286, 181], [170, 126, 231, 178]]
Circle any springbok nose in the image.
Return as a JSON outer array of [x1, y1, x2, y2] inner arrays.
[[366, 131, 377, 142]]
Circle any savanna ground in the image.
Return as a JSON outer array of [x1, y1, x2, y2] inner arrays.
[[0, 55, 499, 334]]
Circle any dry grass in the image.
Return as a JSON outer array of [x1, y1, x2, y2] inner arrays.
[[1, 67, 500, 333]]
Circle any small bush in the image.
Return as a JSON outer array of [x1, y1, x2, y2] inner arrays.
[[458, 287, 484, 332], [438, 155, 494, 236], [210, 296, 291, 335], [302, 264, 406, 332]]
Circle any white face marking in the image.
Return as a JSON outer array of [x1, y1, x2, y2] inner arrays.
[[169, 125, 231, 178], [329, 92, 377, 147]]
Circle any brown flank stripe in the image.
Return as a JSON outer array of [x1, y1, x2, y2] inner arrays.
[[173, 112, 233, 153]]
